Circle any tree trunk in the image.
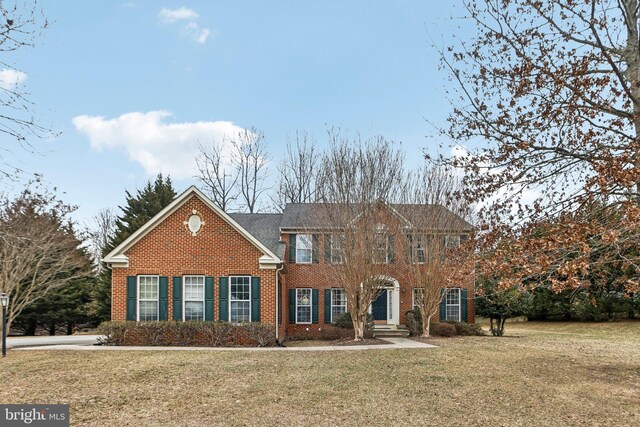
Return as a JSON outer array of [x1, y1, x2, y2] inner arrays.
[[421, 315, 431, 338], [66, 322, 74, 335], [24, 320, 37, 336], [352, 311, 366, 341], [48, 322, 56, 336]]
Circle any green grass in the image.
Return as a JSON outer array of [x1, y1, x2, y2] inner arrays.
[[1, 321, 639, 426]]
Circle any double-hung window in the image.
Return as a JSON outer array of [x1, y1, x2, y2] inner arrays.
[[330, 288, 347, 322], [373, 231, 389, 264], [184, 275, 205, 321], [445, 288, 461, 321], [445, 235, 461, 249], [330, 234, 344, 264], [414, 235, 427, 263], [230, 276, 251, 323], [138, 275, 159, 321], [296, 234, 313, 264], [296, 288, 312, 324], [412, 288, 423, 310]]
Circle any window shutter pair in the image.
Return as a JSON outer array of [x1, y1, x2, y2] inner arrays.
[[126, 276, 168, 321], [218, 276, 260, 322], [288, 288, 318, 323], [171, 276, 213, 321]]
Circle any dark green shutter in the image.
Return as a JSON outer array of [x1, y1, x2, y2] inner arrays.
[[324, 234, 332, 263], [312, 234, 320, 264], [172, 277, 182, 321], [388, 235, 395, 263], [439, 288, 447, 321], [289, 234, 296, 263], [159, 276, 169, 320], [205, 276, 215, 321], [126, 276, 137, 321], [289, 289, 296, 323], [251, 277, 260, 322], [219, 277, 229, 321], [312, 289, 319, 324], [461, 288, 468, 322], [324, 289, 331, 323]]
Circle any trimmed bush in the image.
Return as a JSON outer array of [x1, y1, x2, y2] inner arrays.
[[97, 321, 276, 347], [405, 309, 422, 336], [333, 312, 375, 335], [448, 321, 486, 336], [429, 322, 457, 337]]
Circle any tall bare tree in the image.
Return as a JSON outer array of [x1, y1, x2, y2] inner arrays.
[[196, 140, 238, 211], [87, 208, 116, 274], [273, 131, 318, 211], [315, 132, 406, 340], [441, 0, 640, 294], [231, 127, 269, 213], [0, 185, 92, 333], [0, 1, 55, 180]]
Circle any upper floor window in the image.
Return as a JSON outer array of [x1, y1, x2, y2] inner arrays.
[[330, 234, 344, 264], [445, 235, 461, 249], [138, 275, 159, 321], [412, 288, 423, 310], [414, 235, 427, 263], [373, 232, 390, 264], [296, 234, 313, 264], [184, 275, 205, 321]]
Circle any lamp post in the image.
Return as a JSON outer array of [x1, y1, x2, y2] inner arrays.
[[0, 293, 8, 358]]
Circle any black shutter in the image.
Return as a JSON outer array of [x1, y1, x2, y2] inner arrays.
[[251, 277, 260, 322], [439, 288, 447, 321], [126, 276, 137, 321], [324, 289, 331, 323], [172, 277, 182, 321], [312, 234, 320, 264], [461, 288, 468, 322], [205, 276, 214, 321], [289, 234, 296, 263], [219, 277, 229, 321], [312, 289, 319, 324], [289, 289, 296, 323], [159, 276, 169, 321]]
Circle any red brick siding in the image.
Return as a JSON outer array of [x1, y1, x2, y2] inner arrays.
[[112, 196, 277, 327]]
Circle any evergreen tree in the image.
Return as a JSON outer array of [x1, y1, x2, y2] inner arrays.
[[91, 174, 177, 324]]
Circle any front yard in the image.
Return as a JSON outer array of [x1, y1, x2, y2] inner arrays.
[[1, 322, 639, 426]]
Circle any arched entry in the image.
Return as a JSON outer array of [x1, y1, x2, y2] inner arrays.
[[368, 276, 400, 326]]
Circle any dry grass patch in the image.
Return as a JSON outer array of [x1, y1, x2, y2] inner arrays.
[[1, 322, 639, 426]]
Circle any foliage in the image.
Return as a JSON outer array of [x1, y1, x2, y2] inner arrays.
[[92, 174, 176, 324], [429, 322, 456, 337], [476, 279, 532, 336], [405, 309, 422, 336], [288, 327, 353, 341], [448, 321, 486, 337], [97, 321, 276, 347]]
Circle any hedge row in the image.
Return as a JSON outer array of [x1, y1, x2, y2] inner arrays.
[[97, 321, 276, 347], [405, 309, 486, 337]]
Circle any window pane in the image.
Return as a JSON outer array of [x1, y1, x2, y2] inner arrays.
[[297, 306, 311, 323], [230, 301, 250, 323], [297, 289, 311, 306], [296, 234, 313, 263], [185, 301, 204, 321], [139, 301, 158, 321]]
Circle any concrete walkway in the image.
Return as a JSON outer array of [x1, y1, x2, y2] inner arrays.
[[13, 337, 436, 352], [7, 335, 102, 349]]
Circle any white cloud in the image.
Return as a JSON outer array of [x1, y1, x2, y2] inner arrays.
[[183, 22, 210, 44], [0, 69, 27, 90], [158, 7, 199, 23], [72, 111, 246, 179]]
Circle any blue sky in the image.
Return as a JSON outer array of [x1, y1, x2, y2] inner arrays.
[[5, 1, 472, 225]]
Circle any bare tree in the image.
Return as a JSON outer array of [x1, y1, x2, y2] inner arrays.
[[0, 185, 92, 333], [401, 165, 474, 336], [273, 131, 318, 211], [86, 208, 116, 274], [0, 1, 56, 181], [231, 127, 269, 213], [196, 139, 238, 211], [315, 132, 406, 340]]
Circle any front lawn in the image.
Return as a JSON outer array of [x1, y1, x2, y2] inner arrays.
[[1, 322, 639, 426]]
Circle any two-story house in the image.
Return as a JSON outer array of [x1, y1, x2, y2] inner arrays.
[[104, 186, 475, 340]]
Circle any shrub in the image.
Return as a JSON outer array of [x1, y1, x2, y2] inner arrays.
[[333, 312, 374, 335], [448, 321, 486, 336], [174, 321, 199, 346], [288, 327, 352, 341], [198, 321, 235, 347], [429, 322, 457, 337], [405, 309, 423, 336], [244, 323, 276, 347], [97, 321, 132, 345]]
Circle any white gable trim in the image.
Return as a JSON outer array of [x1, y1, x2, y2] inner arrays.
[[103, 186, 282, 268]]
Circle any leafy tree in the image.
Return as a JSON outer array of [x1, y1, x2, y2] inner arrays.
[[91, 174, 177, 323], [476, 279, 531, 337]]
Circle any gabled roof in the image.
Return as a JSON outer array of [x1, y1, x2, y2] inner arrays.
[[103, 186, 282, 268], [229, 213, 285, 260], [280, 203, 473, 232]]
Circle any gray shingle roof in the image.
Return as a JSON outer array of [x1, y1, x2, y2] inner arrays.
[[228, 213, 285, 259]]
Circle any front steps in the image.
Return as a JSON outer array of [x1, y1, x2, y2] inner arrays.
[[372, 324, 410, 338]]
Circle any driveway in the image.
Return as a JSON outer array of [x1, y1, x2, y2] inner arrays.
[[7, 335, 102, 349]]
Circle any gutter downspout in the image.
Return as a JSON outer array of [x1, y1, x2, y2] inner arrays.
[[275, 263, 284, 342]]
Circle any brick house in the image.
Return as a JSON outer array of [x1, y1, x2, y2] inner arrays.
[[104, 186, 475, 340]]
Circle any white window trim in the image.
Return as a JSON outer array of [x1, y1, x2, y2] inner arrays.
[[137, 275, 159, 322], [229, 275, 252, 323], [373, 232, 390, 264], [183, 275, 205, 321], [295, 234, 313, 264], [445, 288, 462, 322], [295, 288, 312, 324], [412, 287, 423, 310], [414, 235, 426, 264], [330, 288, 347, 323]]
